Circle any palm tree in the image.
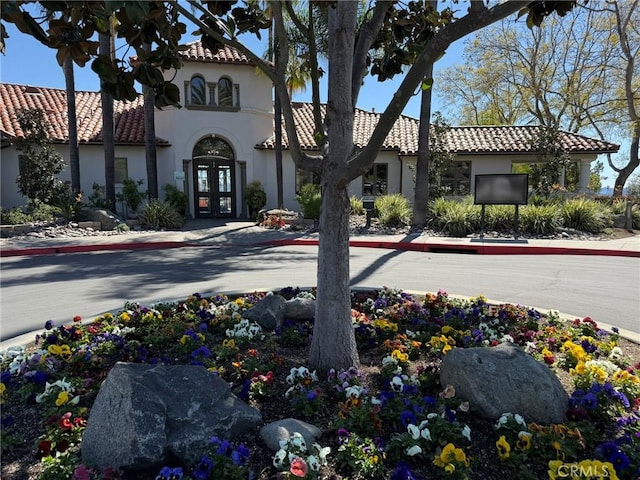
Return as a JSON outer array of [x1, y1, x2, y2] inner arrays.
[[63, 55, 81, 194], [142, 42, 159, 200], [99, 31, 116, 210]]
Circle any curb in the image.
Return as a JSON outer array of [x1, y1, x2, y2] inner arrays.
[[1, 239, 639, 258]]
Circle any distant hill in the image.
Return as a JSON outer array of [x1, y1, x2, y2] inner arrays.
[[599, 186, 629, 196]]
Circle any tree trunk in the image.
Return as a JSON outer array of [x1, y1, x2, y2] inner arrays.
[[309, 180, 359, 373], [614, 135, 639, 197], [412, 63, 435, 229], [275, 90, 284, 210], [99, 32, 116, 210], [64, 56, 81, 194], [143, 43, 159, 200], [308, 2, 359, 374]]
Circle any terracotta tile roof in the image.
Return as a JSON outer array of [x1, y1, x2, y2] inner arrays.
[[0, 83, 168, 145], [258, 102, 620, 155], [180, 41, 253, 65]]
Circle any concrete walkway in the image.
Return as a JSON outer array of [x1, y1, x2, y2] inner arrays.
[[1, 219, 639, 257]]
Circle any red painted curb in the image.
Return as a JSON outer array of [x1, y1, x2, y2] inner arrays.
[[1, 239, 638, 258], [263, 239, 640, 258], [0, 241, 195, 257]]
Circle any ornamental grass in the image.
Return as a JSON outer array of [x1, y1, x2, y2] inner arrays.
[[1, 288, 638, 480]]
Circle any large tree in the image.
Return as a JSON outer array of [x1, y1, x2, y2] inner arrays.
[[1, 0, 575, 372], [437, 2, 638, 194]]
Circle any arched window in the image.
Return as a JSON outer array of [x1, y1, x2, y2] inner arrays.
[[190, 75, 206, 105], [192, 136, 234, 160], [218, 77, 233, 106]]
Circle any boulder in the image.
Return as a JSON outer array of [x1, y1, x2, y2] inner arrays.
[[439, 342, 568, 424], [86, 209, 123, 231], [243, 294, 286, 330], [284, 297, 316, 320], [82, 363, 262, 472], [259, 418, 322, 451]]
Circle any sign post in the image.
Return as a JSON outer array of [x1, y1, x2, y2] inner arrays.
[[473, 174, 528, 241]]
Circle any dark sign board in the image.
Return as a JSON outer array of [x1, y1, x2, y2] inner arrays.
[[474, 174, 529, 205]]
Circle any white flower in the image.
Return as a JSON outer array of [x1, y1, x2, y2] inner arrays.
[[315, 445, 330, 463], [514, 414, 526, 427], [500, 334, 514, 343], [390, 376, 404, 392], [345, 385, 362, 399], [307, 455, 319, 471], [382, 355, 397, 367], [371, 396, 382, 406], [608, 347, 623, 362], [420, 427, 432, 441], [405, 329, 416, 338], [407, 424, 420, 440], [273, 449, 286, 468], [291, 432, 307, 450], [427, 412, 439, 420], [461, 425, 471, 441], [405, 445, 422, 456]]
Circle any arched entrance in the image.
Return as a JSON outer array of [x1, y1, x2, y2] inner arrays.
[[192, 136, 236, 218]]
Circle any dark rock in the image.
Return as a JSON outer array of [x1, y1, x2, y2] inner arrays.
[[439, 342, 568, 424], [82, 362, 262, 472], [243, 294, 286, 330], [259, 418, 322, 451]]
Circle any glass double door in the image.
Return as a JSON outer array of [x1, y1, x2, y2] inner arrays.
[[194, 160, 235, 218]]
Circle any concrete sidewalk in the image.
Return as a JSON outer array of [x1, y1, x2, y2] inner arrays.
[[1, 219, 639, 257]]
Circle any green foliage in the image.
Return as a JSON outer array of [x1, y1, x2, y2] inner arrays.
[[626, 173, 640, 197], [87, 183, 110, 210], [529, 126, 571, 196], [561, 198, 612, 233], [1, 207, 30, 225], [431, 197, 480, 237], [138, 200, 184, 230], [374, 194, 411, 227], [118, 178, 146, 214], [13, 109, 65, 205], [485, 205, 515, 231], [520, 205, 561, 235], [163, 184, 188, 215], [244, 181, 267, 216], [350, 196, 364, 215], [296, 184, 322, 220], [52, 182, 83, 222]]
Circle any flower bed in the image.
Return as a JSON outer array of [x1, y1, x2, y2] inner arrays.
[[1, 288, 638, 480]]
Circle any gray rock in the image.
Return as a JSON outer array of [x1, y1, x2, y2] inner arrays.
[[260, 419, 322, 451], [439, 342, 568, 424], [243, 294, 286, 330], [82, 362, 262, 472], [284, 297, 316, 320], [86, 208, 123, 231]]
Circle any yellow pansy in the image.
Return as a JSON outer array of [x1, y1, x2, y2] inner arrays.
[[222, 338, 236, 349], [516, 431, 532, 451], [120, 312, 131, 322], [55, 391, 70, 406], [444, 463, 455, 474], [391, 349, 408, 363], [47, 344, 72, 359], [442, 344, 452, 354], [496, 435, 511, 460], [547, 460, 563, 480]]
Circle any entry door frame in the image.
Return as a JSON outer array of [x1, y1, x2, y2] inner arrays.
[[193, 158, 236, 218]]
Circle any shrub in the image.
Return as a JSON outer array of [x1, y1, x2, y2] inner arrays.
[[520, 205, 560, 235], [88, 183, 110, 210], [296, 184, 322, 220], [52, 183, 83, 222], [485, 205, 515, 232], [118, 178, 146, 214], [1, 207, 30, 225], [28, 201, 58, 222], [244, 181, 267, 217], [163, 184, 188, 216], [431, 197, 480, 237], [374, 194, 411, 227], [138, 200, 184, 230], [350, 196, 364, 215], [561, 198, 611, 233]]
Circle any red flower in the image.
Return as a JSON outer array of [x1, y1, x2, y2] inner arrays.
[[73, 315, 82, 323], [290, 458, 308, 478], [56, 439, 70, 453], [59, 412, 74, 430], [37, 440, 52, 457]]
